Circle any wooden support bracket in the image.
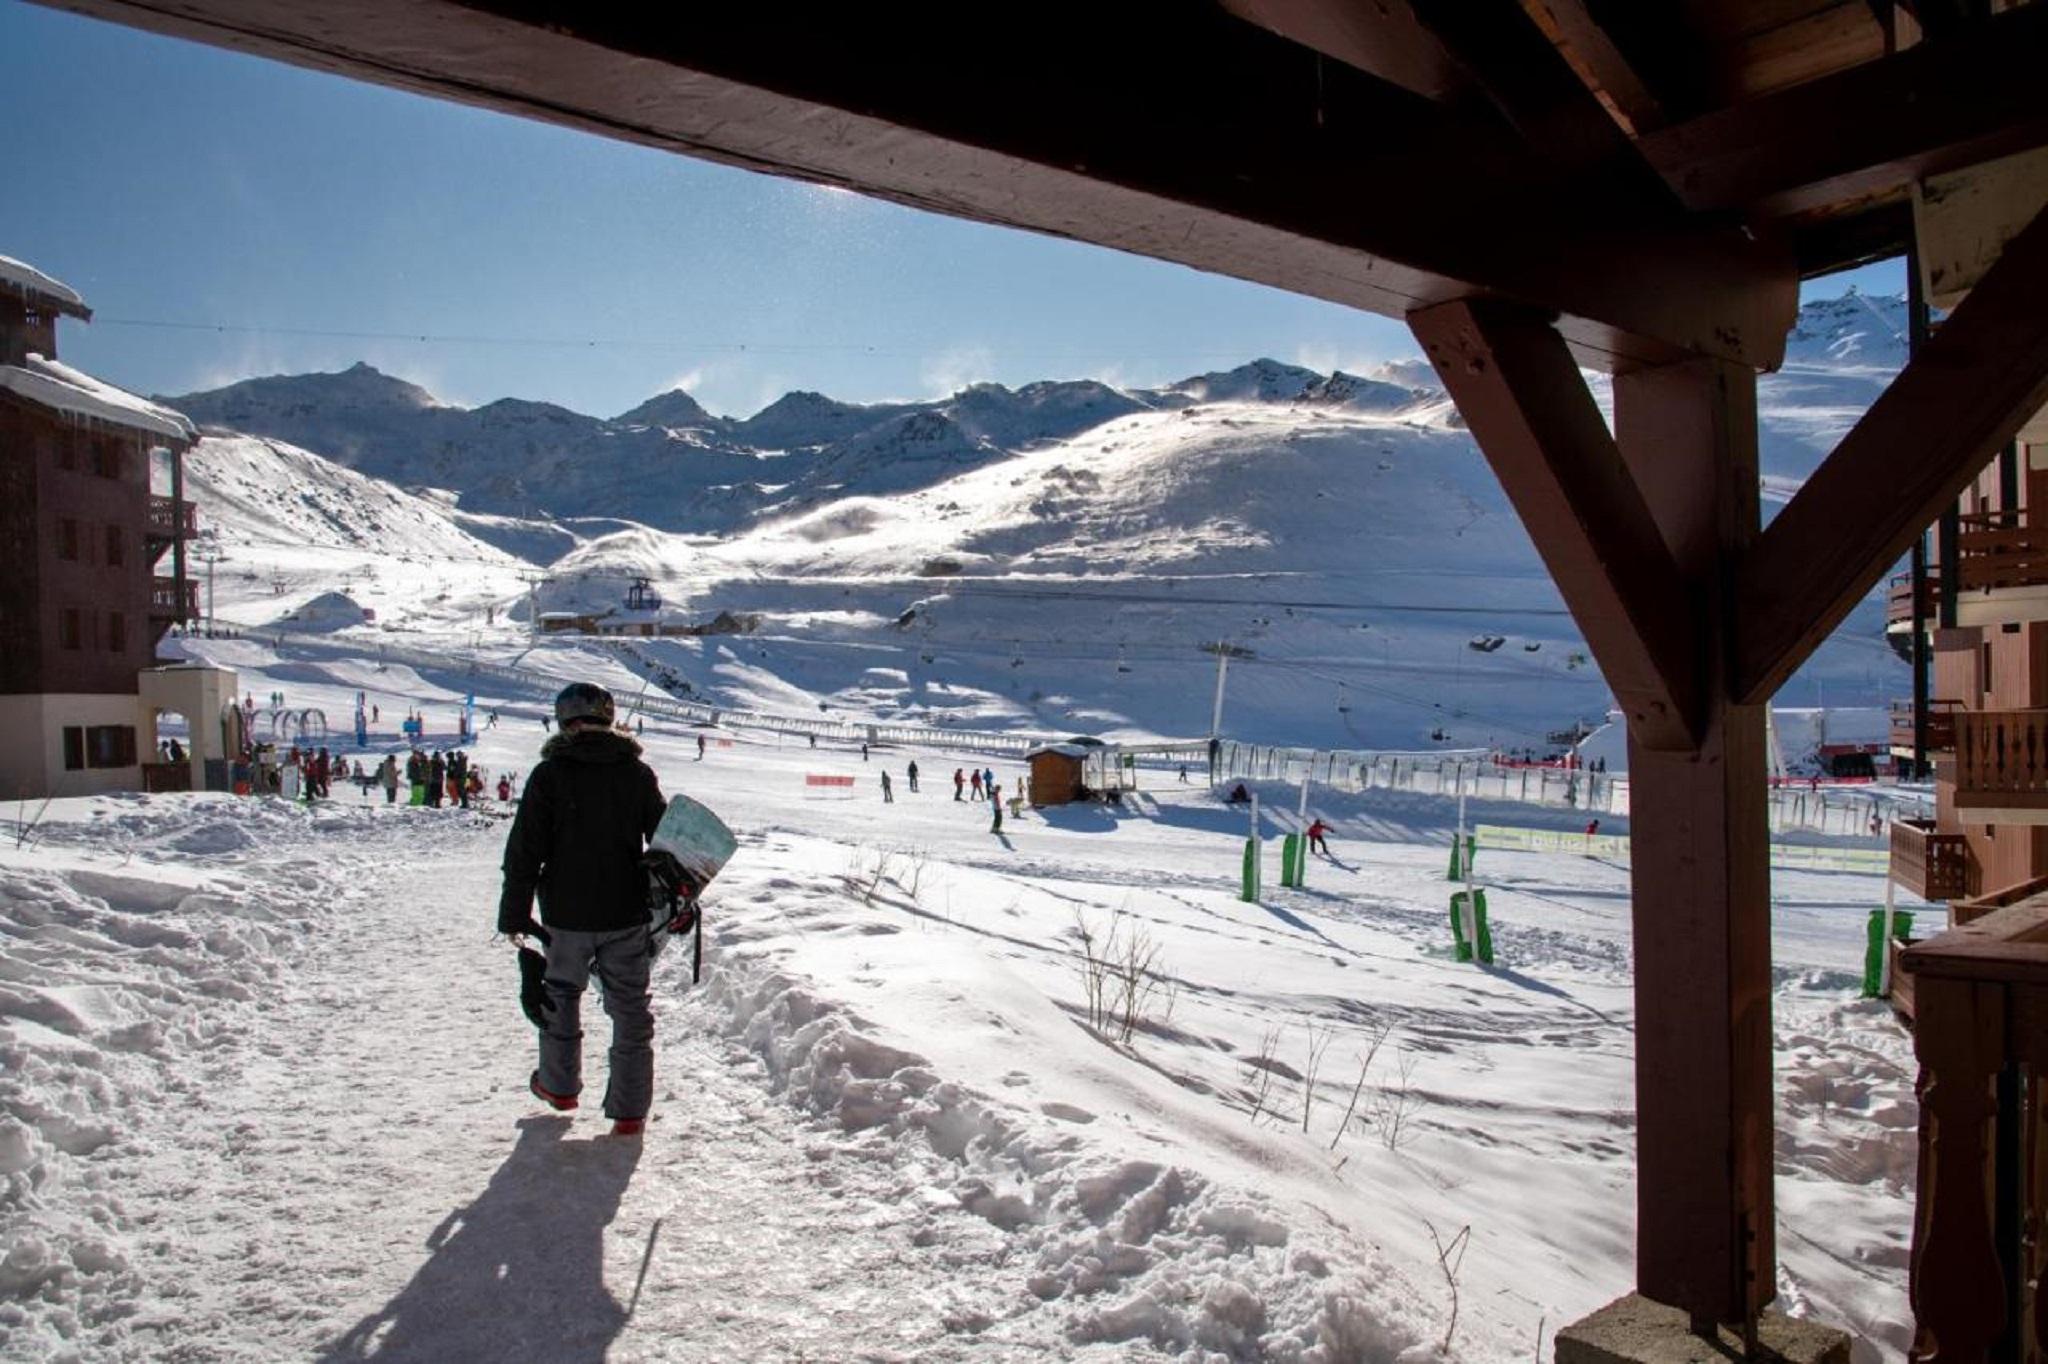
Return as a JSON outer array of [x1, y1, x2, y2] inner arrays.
[[1410, 297, 1702, 749], [1736, 199, 2048, 705]]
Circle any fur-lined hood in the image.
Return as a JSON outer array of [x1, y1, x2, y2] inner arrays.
[[540, 728, 645, 764]]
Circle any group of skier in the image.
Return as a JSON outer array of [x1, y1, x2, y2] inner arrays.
[[399, 747, 516, 808], [874, 759, 1017, 831]]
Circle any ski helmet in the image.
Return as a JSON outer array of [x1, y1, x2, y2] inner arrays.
[[554, 682, 616, 729]]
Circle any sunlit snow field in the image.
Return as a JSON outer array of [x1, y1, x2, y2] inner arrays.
[[0, 638, 1920, 1362]]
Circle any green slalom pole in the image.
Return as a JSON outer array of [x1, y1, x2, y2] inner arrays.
[[1280, 834, 1302, 888], [1862, 907, 1914, 997], [1241, 793, 1262, 902], [1450, 889, 1493, 965]]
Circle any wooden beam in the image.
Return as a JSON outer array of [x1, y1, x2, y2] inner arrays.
[[1409, 0, 1671, 198], [1614, 358, 1774, 1325], [1216, 0, 1466, 102], [1736, 200, 2048, 705], [1515, 0, 1671, 134], [1409, 297, 1701, 749], [31, 0, 1798, 371], [1639, 1, 2048, 216]]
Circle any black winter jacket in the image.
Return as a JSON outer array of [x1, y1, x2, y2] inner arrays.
[[497, 729, 666, 934]]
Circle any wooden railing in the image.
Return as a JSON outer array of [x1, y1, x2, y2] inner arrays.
[[146, 495, 197, 540], [1955, 710, 2048, 813], [149, 576, 198, 619], [1888, 570, 1940, 628], [1892, 698, 1962, 754], [1899, 901, 2048, 1363], [1891, 818, 1970, 902], [1959, 508, 2048, 592]]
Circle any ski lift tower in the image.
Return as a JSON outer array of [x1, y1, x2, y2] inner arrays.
[[625, 576, 663, 612]]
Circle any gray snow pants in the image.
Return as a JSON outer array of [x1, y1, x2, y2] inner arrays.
[[538, 925, 653, 1121]]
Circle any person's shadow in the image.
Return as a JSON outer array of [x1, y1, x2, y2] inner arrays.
[[317, 1116, 642, 1363]]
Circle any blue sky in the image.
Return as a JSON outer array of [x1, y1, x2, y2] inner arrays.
[[0, 2, 1905, 420]]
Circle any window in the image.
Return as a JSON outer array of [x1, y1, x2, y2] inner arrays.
[[92, 440, 122, 479], [105, 525, 122, 566], [61, 727, 84, 771], [86, 725, 136, 768], [107, 611, 125, 654], [53, 432, 75, 471], [56, 518, 79, 560], [58, 607, 81, 650]]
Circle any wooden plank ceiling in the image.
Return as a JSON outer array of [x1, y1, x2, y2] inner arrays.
[[34, 0, 2048, 375]]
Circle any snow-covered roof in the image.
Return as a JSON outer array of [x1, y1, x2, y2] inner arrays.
[[0, 254, 89, 318], [1026, 743, 1092, 760], [0, 354, 195, 443]]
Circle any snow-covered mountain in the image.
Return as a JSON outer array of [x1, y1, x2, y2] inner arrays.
[[170, 294, 1910, 749]]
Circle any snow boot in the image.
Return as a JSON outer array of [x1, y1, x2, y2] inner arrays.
[[530, 1072, 577, 1112], [610, 1118, 646, 1137]]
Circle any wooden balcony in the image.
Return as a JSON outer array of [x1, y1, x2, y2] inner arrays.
[[1956, 508, 2048, 628], [1954, 709, 2048, 822], [145, 495, 197, 543], [148, 575, 198, 622], [1886, 569, 1938, 632], [1890, 698, 1961, 755], [1890, 818, 1970, 902], [1898, 900, 2048, 1363]]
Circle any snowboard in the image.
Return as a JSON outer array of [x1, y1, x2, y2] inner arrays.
[[645, 795, 734, 978], [648, 794, 737, 891]]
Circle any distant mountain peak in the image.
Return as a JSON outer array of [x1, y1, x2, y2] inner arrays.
[[614, 387, 722, 429]]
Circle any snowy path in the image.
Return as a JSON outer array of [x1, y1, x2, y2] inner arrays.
[[5, 739, 1922, 1362], [89, 816, 1042, 1363]]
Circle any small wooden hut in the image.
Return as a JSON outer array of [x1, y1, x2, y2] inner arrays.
[[1025, 744, 1088, 806]]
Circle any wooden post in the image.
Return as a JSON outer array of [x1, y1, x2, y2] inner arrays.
[[1413, 298, 1775, 1330], [1615, 356, 1774, 1330]]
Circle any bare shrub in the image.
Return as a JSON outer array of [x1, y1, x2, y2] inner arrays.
[[1245, 1025, 1284, 1126], [1368, 1051, 1421, 1151], [1330, 1020, 1396, 1152], [1424, 1219, 1472, 1355], [1300, 1023, 1334, 1133]]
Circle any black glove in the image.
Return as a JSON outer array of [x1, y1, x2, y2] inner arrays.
[[518, 945, 554, 1029]]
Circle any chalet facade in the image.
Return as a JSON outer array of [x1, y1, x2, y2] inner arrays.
[[0, 254, 210, 798]]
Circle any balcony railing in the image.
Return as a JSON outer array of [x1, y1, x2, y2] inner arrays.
[[1958, 507, 2048, 592], [1954, 709, 2048, 817], [1885, 569, 1939, 630], [1898, 900, 2048, 1362], [1889, 818, 1969, 902], [1889, 698, 1961, 754], [148, 576, 198, 620], [146, 495, 197, 540]]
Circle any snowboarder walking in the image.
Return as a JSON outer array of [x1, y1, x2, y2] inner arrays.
[[953, 769, 965, 801], [970, 770, 983, 800], [906, 761, 919, 793], [498, 682, 666, 1138], [1306, 818, 1331, 856], [696, 734, 706, 761], [861, 742, 870, 762], [880, 770, 894, 803]]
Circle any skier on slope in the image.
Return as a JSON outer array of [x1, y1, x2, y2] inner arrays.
[[880, 770, 894, 803], [906, 760, 919, 793], [1306, 818, 1332, 856], [953, 768, 965, 801], [970, 769, 983, 800], [498, 682, 667, 1138]]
